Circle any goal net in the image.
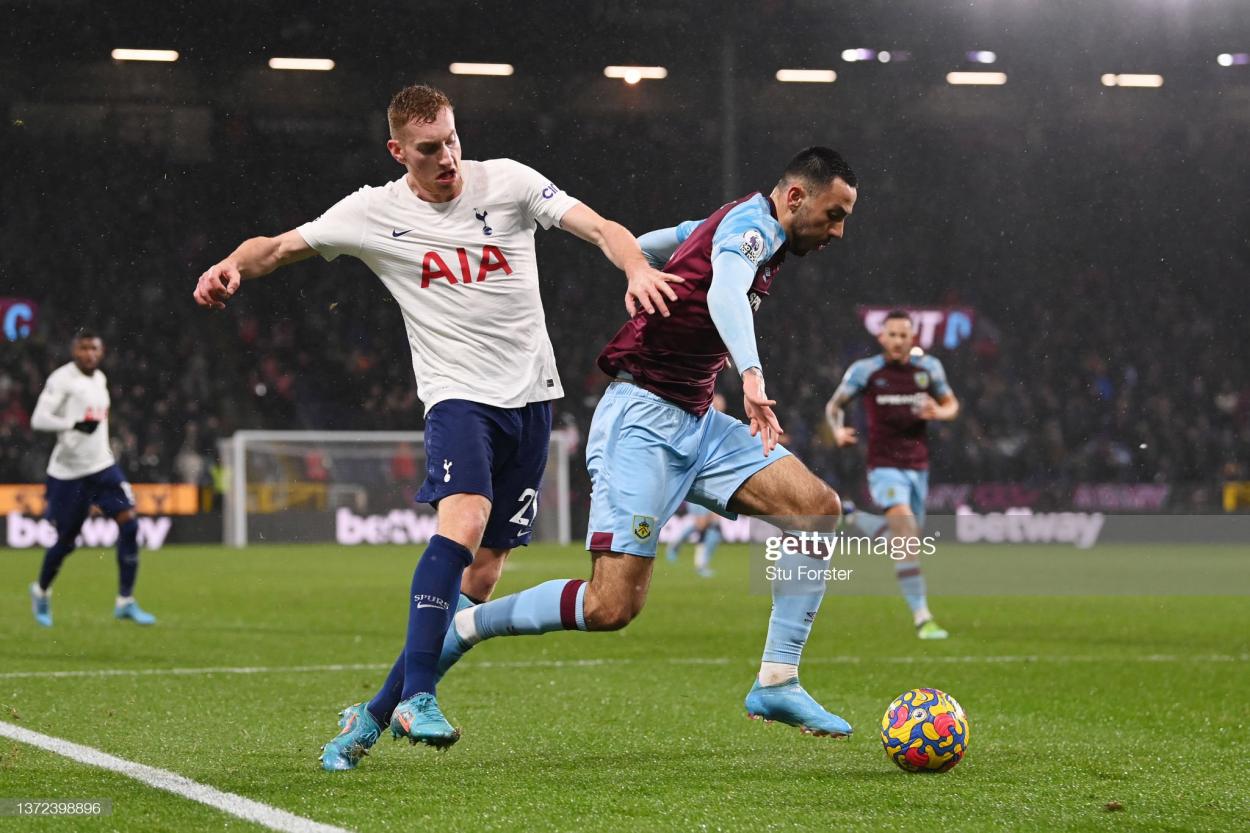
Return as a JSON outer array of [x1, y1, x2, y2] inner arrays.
[[217, 431, 573, 548]]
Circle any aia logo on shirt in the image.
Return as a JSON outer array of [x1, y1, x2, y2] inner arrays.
[[419, 246, 513, 288]]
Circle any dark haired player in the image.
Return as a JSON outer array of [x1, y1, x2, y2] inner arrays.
[[28, 330, 155, 628], [826, 310, 960, 639], [436, 147, 861, 738]]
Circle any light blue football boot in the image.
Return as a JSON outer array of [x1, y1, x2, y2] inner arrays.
[[745, 679, 853, 737], [320, 703, 383, 771], [30, 583, 52, 627], [390, 693, 460, 749], [114, 599, 156, 625]]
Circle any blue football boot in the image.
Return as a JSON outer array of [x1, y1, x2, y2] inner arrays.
[[389, 693, 460, 749], [745, 679, 853, 738], [114, 599, 156, 625], [29, 583, 52, 628], [320, 703, 383, 771]]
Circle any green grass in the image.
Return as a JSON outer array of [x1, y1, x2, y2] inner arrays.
[[2, 542, 1249, 832]]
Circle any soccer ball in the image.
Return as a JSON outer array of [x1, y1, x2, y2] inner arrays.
[[880, 688, 970, 773]]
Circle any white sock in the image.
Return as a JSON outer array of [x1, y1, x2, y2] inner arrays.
[[116, 595, 134, 606], [693, 545, 708, 571], [913, 606, 932, 626], [453, 606, 482, 646], [31, 583, 48, 598], [758, 661, 799, 686]]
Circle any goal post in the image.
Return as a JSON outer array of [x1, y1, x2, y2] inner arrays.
[[218, 430, 573, 548]]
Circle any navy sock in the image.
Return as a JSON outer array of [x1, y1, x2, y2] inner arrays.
[[117, 518, 140, 597], [400, 535, 474, 699], [38, 537, 76, 591], [367, 651, 405, 727], [368, 594, 475, 725]]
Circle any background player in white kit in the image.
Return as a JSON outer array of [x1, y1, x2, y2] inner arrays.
[[192, 84, 680, 771], [28, 329, 156, 628]]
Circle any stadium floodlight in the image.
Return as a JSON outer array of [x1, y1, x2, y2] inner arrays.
[[878, 51, 892, 63], [449, 62, 514, 76], [268, 57, 336, 71], [604, 65, 667, 84], [111, 48, 179, 62], [775, 68, 837, 83], [946, 71, 1008, 86], [841, 48, 876, 62], [1217, 53, 1249, 67], [1101, 73, 1163, 87], [967, 50, 997, 64]]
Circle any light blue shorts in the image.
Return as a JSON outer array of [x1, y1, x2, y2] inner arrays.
[[867, 467, 930, 525], [585, 381, 791, 556]]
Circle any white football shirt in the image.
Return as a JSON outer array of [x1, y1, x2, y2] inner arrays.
[[30, 362, 116, 480], [297, 158, 580, 411]]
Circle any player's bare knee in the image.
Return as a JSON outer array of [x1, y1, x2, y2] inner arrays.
[[819, 484, 842, 521], [436, 495, 491, 550]]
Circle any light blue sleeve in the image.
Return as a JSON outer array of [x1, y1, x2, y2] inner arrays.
[[921, 355, 952, 397], [706, 250, 762, 374], [710, 196, 785, 270], [675, 218, 701, 242], [836, 360, 873, 400], [636, 219, 702, 268]]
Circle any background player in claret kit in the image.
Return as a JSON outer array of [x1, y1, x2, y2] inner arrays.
[[191, 84, 680, 771], [434, 147, 862, 738], [27, 330, 155, 628], [825, 310, 960, 639]]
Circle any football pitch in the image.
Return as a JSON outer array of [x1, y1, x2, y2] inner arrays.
[[2, 542, 1248, 832]]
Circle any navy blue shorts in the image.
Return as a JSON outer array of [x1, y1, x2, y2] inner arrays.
[[44, 464, 135, 535], [415, 400, 552, 549]]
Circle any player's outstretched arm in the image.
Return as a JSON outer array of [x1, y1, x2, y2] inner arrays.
[[559, 204, 684, 318], [193, 229, 315, 310]]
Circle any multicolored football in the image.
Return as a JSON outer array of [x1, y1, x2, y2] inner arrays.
[[880, 688, 970, 773]]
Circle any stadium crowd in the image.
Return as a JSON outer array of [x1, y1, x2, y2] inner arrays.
[[2, 110, 1246, 513]]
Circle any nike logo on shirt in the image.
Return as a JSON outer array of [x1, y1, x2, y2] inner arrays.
[[392, 228, 414, 237]]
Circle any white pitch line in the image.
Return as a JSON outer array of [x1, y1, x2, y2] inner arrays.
[[1, 653, 1246, 681], [0, 662, 390, 680], [0, 721, 352, 833]]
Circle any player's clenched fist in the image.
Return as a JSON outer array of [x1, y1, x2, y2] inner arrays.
[[193, 262, 242, 309]]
